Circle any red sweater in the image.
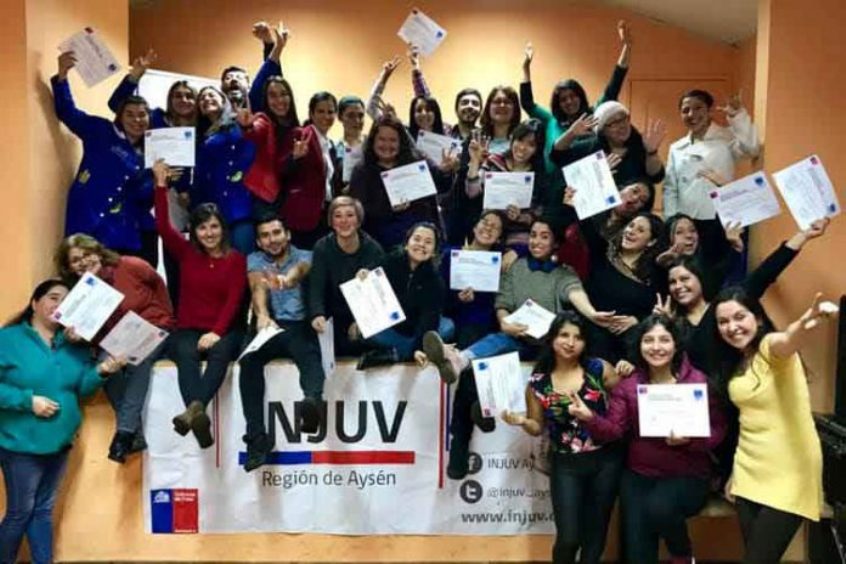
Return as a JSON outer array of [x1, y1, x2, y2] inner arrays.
[[154, 187, 246, 335], [103, 256, 175, 329]]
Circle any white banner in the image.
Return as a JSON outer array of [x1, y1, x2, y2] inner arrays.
[[143, 362, 554, 535]]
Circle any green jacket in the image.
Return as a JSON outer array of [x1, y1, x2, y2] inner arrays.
[[0, 323, 102, 454]]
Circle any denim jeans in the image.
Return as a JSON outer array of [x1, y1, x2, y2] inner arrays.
[[0, 447, 70, 564], [368, 316, 455, 360], [465, 331, 541, 361], [103, 336, 169, 435]]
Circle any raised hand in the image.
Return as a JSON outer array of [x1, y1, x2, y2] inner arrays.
[[653, 293, 673, 317], [129, 48, 157, 80], [274, 21, 291, 50], [252, 21, 274, 43], [376, 98, 397, 120], [292, 137, 309, 159], [605, 151, 623, 173], [439, 148, 460, 173], [57, 51, 77, 80], [382, 55, 402, 78], [522, 42, 534, 76], [468, 131, 490, 165], [32, 395, 60, 418], [643, 119, 667, 154], [717, 90, 744, 118], [800, 292, 839, 331], [152, 159, 172, 187], [618, 20, 632, 46], [725, 221, 745, 253], [568, 113, 599, 138], [566, 390, 593, 421], [804, 217, 831, 240], [407, 43, 421, 70]]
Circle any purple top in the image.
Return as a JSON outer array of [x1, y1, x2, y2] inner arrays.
[[584, 355, 727, 480]]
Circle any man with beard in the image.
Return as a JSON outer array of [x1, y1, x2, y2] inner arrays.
[[451, 88, 482, 140], [239, 214, 325, 472]]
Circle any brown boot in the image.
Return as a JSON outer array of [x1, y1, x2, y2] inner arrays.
[[172, 400, 204, 437]]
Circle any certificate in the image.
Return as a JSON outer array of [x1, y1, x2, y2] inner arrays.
[[416, 130, 461, 164], [381, 160, 437, 207], [561, 151, 621, 219], [772, 155, 841, 230], [503, 299, 556, 340], [472, 352, 527, 418], [397, 9, 447, 57], [238, 326, 285, 361], [144, 127, 196, 168], [318, 318, 337, 377], [637, 383, 711, 438], [340, 267, 406, 339], [709, 172, 781, 228], [482, 172, 534, 210], [52, 273, 125, 341], [58, 28, 121, 87], [342, 144, 363, 183], [449, 250, 501, 293], [100, 311, 168, 365]]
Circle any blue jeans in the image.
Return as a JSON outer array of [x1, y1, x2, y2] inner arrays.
[[103, 337, 169, 435], [368, 317, 455, 360], [0, 447, 70, 564], [465, 331, 542, 361]]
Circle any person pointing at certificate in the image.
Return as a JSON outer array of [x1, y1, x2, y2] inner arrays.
[[569, 315, 727, 564]]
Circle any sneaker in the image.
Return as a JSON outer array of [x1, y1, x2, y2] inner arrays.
[[356, 348, 399, 370], [471, 401, 496, 433], [446, 435, 470, 480], [107, 431, 134, 464], [300, 397, 323, 434], [422, 331, 464, 384], [244, 433, 271, 473], [190, 402, 214, 449]]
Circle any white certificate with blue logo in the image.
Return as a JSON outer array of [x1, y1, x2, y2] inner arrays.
[[709, 172, 781, 228], [561, 151, 621, 220], [416, 130, 461, 165], [482, 172, 534, 210], [503, 299, 555, 340], [144, 127, 196, 168], [449, 250, 501, 293], [340, 267, 406, 340], [472, 352, 527, 419], [636, 383, 711, 438], [52, 272, 125, 341], [772, 155, 841, 230], [100, 311, 168, 365], [397, 9, 447, 57], [58, 28, 121, 87], [381, 160, 438, 207]]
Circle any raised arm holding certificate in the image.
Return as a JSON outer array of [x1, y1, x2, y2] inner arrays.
[[503, 299, 556, 340], [100, 311, 168, 365], [58, 28, 121, 87], [561, 151, 621, 219], [144, 127, 196, 169], [416, 131, 461, 164], [340, 267, 406, 339], [342, 145, 364, 183], [772, 155, 841, 230], [397, 9, 447, 57], [472, 352, 528, 418], [449, 250, 501, 293], [482, 172, 534, 211], [709, 172, 781, 228], [636, 383, 711, 438], [381, 161, 437, 207], [52, 272, 124, 341]]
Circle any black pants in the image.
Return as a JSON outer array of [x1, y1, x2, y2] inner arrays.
[[238, 321, 325, 440], [117, 229, 159, 270], [549, 446, 624, 564], [620, 469, 710, 563], [169, 329, 243, 408], [736, 496, 803, 563]]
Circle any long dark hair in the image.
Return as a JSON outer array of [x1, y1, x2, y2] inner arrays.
[[408, 95, 445, 138], [504, 119, 545, 172], [611, 212, 666, 283], [533, 310, 592, 374], [5, 279, 68, 327], [263, 76, 300, 127], [480, 86, 521, 139], [469, 210, 507, 249], [549, 79, 589, 124], [363, 116, 419, 167], [629, 314, 685, 376], [188, 203, 231, 254], [665, 213, 698, 247]]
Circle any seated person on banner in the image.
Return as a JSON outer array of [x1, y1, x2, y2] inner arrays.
[[0, 279, 125, 564], [52, 51, 157, 267], [551, 100, 666, 189], [239, 213, 326, 473], [54, 234, 175, 464], [569, 315, 727, 564], [423, 216, 618, 385], [309, 196, 385, 356], [464, 119, 550, 251], [710, 289, 832, 563], [503, 311, 625, 564], [349, 115, 453, 250], [356, 222, 454, 370], [153, 161, 246, 449], [520, 20, 632, 175]]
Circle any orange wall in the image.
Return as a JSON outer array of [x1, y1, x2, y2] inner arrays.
[[752, 0, 846, 410]]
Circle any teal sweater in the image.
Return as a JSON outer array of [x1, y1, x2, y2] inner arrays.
[[0, 323, 103, 454]]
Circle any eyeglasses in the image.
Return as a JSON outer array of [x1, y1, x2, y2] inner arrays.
[[604, 115, 630, 129], [491, 98, 514, 107]]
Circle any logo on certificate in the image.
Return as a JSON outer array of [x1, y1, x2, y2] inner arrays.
[[637, 385, 647, 395], [693, 389, 704, 400]]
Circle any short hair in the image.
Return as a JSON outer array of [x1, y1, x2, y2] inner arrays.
[[220, 66, 248, 82], [254, 212, 286, 232], [309, 91, 338, 115], [679, 89, 714, 109], [454, 88, 482, 113], [55, 233, 121, 282], [114, 95, 149, 128], [327, 196, 365, 225], [338, 96, 365, 117]]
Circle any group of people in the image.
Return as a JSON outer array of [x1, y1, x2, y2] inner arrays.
[[0, 17, 834, 564]]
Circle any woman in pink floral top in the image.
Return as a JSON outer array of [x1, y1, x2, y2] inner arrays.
[[504, 311, 625, 564]]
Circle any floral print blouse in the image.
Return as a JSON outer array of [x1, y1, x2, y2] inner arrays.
[[529, 358, 608, 454]]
